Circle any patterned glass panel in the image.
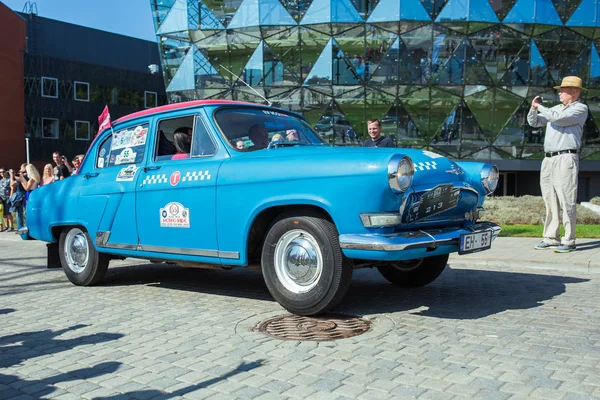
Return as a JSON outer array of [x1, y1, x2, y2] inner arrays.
[[435, 0, 499, 23], [503, 0, 562, 26], [157, 0, 189, 35], [401, 25, 434, 84], [334, 88, 364, 144], [591, 43, 600, 87], [228, 0, 296, 28], [529, 39, 551, 86], [488, 0, 518, 21], [367, 0, 430, 22], [566, 0, 598, 28], [420, 0, 449, 19], [199, 1, 225, 30]]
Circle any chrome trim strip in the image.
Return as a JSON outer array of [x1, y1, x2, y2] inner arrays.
[[137, 245, 239, 259], [218, 251, 240, 260], [94, 233, 239, 259], [104, 243, 139, 250], [139, 245, 219, 257], [339, 222, 501, 251], [95, 231, 111, 247]]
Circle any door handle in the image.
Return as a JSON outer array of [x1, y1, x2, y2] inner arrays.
[[143, 166, 162, 172], [83, 172, 99, 179]]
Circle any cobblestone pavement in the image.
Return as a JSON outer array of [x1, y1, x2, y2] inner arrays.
[[1, 235, 600, 400]]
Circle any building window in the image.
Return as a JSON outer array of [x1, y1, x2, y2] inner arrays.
[[74, 81, 90, 102], [42, 118, 59, 139], [145, 91, 157, 108], [41, 77, 58, 98], [75, 120, 90, 140]]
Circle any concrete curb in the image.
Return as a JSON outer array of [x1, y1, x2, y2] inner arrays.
[[581, 202, 600, 214], [449, 258, 599, 274]]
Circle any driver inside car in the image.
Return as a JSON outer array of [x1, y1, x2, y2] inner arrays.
[[248, 124, 269, 150]]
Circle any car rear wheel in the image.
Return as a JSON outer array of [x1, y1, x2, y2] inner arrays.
[[261, 211, 352, 316], [377, 254, 449, 287], [59, 227, 109, 286]]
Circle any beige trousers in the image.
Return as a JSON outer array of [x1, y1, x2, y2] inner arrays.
[[540, 153, 579, 246]]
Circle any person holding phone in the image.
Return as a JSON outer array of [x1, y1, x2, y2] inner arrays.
[[527, 76, 589, 253], [52, 151, 71, 180]]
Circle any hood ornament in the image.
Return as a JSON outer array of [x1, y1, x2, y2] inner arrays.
[[446, 164, 464, 175]]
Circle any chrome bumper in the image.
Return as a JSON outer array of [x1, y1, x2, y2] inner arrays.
[[339, 222, 500, 251]]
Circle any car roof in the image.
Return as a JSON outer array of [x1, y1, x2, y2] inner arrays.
[[113, 100, 254, 125]]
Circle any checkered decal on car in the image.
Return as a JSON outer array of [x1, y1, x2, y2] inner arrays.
[[142, 174, 167, 185], [414, 161, 437, 172], [182, 170, 211, 181]]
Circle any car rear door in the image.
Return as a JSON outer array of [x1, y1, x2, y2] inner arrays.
[[135, 112, 227, 262]]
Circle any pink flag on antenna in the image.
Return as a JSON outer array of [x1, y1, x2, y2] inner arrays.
[[97, 105, 112, 133]]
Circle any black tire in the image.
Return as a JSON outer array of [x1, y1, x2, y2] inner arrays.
[[261, 210, 352, 316], [59, 227, 109, 286], [377, 254, 449, 287]]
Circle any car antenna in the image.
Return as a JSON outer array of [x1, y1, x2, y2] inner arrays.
[[218, 64, 273, 107]]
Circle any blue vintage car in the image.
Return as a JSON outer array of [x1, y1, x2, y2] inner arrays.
[[24, 100, 500, 315]]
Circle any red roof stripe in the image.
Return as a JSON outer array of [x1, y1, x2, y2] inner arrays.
[[113, 100, 252, 125]]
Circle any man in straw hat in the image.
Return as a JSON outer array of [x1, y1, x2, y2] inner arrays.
[[527, 76, 588, 253]]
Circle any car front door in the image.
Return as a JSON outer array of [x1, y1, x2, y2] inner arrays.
[[79, 121, 149, 249], [135, 112, 226, 262]]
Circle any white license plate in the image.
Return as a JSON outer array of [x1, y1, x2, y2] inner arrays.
[[459, 231, 492, 255]]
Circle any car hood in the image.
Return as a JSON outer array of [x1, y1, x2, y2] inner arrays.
[[231, 146, 460, 187]]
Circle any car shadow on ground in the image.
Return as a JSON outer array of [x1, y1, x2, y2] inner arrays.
[[102, 262, 589, 320], [0, 315, 265, 399]]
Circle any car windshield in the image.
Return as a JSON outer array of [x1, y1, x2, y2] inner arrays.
[[214, 108, 327, 152]]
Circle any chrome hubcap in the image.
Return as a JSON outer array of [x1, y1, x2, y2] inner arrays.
[[274, 230, 323, 294], [64, 228, 89, 273]]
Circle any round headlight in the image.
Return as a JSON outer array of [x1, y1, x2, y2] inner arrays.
[[388, 155, 414, 193], [481, 164, 499, 194]]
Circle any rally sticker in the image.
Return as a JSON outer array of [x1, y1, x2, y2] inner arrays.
[[160, 202, 190, 228], [116, 165, 138, 182], [130, 126, 148, 146], [115, 147, 137, 165], [111, 129, 133, 150], [99, 148, 106, 157], [97, 157, 104, 168]]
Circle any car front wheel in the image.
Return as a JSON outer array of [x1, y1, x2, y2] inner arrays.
[[377, 254, 449, 287], [261, 211, 352, 316], [59, 227, 109, 286]]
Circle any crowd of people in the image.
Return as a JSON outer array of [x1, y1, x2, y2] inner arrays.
[[0, 152, 84, 233]]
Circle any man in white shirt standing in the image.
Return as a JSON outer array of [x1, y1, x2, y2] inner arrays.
[[527, 76, 589, 253]]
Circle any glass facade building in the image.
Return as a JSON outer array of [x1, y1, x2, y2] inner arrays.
[[149, 0, 600, 197]]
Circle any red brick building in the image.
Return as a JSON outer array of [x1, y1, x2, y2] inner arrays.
[[0, 2, 26, 170]]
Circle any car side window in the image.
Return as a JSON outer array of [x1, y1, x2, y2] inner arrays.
[[191, 115, 217, 157], [155, 115, 195, 161], [104, 124, 149, 168]]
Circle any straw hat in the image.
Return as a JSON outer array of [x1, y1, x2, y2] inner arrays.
[[553, 76, 587, 91]]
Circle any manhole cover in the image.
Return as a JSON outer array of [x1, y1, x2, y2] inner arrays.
[[253, 314, 371, 341]]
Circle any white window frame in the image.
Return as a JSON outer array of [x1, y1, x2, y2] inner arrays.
[[41, 77, 58, 98], [41, 118, 59, 139], [74, 81, 90, 102], [75, 120, 90, 141], [145, 91, 157, 108]]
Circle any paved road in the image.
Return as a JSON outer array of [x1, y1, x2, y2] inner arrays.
[[1, 234, 600, 399]]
